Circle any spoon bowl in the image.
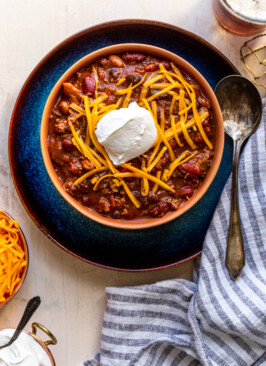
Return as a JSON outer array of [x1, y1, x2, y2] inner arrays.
[[215, 75, 262, 280], [215, 75, 262, 141]]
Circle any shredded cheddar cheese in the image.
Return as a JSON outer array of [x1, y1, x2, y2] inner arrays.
[[69, 122, 101, 168], [115, 74, 146, 96], [142, 99, 175, 161], [150, 83, 172, 89], [141, 82, 180, 104], [152, 171, 161, 193], [144, 75, 163, 88], [120, 181, 141, 208], [169, 95, 177, 117], [171, 116, 183, 147], [74, 167, 106, 186], [120, 164, 175, 193], [179, 89, 196, 149], [167, 151, 198, 180], [116, 77, 126, 86], [146, 146, 167, 172], [164, 112, 209, 141], [141, 161, 149, 196], [159, 64, 175, 84], [93, 67, 99, 99], [0, 212, 27, 304], [122, 84, 132, 108], [70, 104, 85, 115]]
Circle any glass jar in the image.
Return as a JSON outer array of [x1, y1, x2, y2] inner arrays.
[[213, 0, 266, 35]]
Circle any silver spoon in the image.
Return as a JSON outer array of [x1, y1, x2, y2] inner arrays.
[[0, 296, 41, 349], [215, 75, 262, 281]]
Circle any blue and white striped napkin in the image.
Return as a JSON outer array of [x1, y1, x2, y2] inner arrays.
[[85, 99, 266, 366]]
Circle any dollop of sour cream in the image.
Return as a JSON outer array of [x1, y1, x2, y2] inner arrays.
[[95, 102, 157, 165], [0, 330, 52, 366]]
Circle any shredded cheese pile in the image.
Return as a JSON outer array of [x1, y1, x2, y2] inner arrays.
[[0, 212, 27, 304], [67, 61, 212, 208]]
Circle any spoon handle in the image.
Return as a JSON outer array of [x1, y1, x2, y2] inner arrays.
[[226, 139, 245, 280], [0, 296, 41, 349]]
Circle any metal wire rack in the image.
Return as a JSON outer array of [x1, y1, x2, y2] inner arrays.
[[240, 33, 266, 89]]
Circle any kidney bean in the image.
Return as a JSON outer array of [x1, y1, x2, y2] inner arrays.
[[148, 191, 160, 203], [199, 107, 209, 120], [69, 158, 83, 176], [81, 159, 94, 171], [59, 101, 69, 115], [63, 137, 74, 151], [122, 52, 146, 62], [155, 153, 170, 171], [179, 186, 194, 198], [194, 131, 204, 144], [83, 76, 96, 97], [161, 60, 171, 70], [144, 63, 158, 72], [169, 138, 177, 148], [149, 202, 169, 218], [108, 55, 124, 68], [179, 162, 201, 176], [202, 117, 210, 127], [197, 96, 207, 107], [203, 123, 212, 134]]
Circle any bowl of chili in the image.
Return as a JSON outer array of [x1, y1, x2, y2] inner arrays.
[[41, 44, 224, 229]]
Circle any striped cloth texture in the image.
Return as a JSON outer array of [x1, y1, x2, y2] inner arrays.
[[84, 99, 266, 366]]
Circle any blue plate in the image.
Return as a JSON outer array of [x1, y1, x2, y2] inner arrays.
[[9, 20, 238, 271]]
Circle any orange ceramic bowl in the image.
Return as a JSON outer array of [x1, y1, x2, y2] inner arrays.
[[0, 211, 28, 308], [41, 44, 224, 230]]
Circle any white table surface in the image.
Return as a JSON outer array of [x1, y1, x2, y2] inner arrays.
[[0, 0, 265, 364]]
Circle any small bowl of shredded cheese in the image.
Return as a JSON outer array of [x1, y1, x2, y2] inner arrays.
[[0, 210, 28, 307]]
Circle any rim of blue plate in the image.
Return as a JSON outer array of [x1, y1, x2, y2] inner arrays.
[[8, 19, 239, 272]]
